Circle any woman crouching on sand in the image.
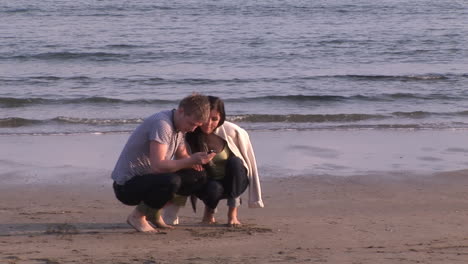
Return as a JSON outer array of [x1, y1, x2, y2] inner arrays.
[[166, 96, 264, 226]]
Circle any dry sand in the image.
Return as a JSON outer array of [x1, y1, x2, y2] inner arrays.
[[2, 170, 468, 264]]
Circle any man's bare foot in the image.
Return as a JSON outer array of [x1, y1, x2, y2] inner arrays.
[[202, 206, 216, 224], [127, 207, 159, 233], [227, 207, 241, 227]]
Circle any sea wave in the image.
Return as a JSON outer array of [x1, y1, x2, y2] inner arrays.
[[2, 114, 468, 134], [333, 74, 450, 81], [2, 122, 468, 136], [0, 117, 143, 128], [0, 112, 427, 129], [1, 7, 42, 14], [1, 73, 465, 87], [227, 93, 464, 103], [229, 113, 386, 123], [231, 111, 468, 123], [3, 110, 467, 128], [5, 111, 458, 127], [2, 52, 129, 61], [0, 4, 177, 15], [0, 117, 42, 128], [0, 96, 174, 108], [1, 92, 464, 108], [301, 73, 467, 81]]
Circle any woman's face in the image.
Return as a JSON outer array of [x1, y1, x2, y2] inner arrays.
[[200, 109, 221, 134]]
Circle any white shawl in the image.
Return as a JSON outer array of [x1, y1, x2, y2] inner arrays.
[[214, 121, 264, 208]]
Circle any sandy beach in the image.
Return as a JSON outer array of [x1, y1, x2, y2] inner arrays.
[[1, 130, 468, 263], [2, 0, 467, 262]]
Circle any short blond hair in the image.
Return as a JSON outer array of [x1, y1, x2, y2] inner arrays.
[[178, 93, 210, 122]]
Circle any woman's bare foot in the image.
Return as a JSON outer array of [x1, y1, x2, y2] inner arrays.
[[127, 207, 158, 233], [227, 207, 241, 227], [202, 206, 216, 224], [147, 209, 175, 229]]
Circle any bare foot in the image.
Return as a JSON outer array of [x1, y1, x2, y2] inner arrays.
[[227, 207, 242, 227], [127, 207, 158, 233], [202, 206, 216, 224], [147, 210, 175, 229]]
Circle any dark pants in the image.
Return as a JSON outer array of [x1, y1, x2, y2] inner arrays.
[[197, 157, 249, 209], [113, 169, 207, 209]]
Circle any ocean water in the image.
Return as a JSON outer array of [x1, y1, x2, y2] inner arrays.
[[1, 0, 467, 135]]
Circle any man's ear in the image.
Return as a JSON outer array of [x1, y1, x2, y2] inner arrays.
[[176, 107, 184, 116]]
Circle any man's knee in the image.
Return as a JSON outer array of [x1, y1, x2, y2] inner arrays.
[[176, 169, 207, 196], [167, 174, 182, 192], [113, 182, 142, 206], [178, 169, 207, 184]]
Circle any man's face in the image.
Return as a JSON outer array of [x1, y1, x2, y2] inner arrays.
[[179, 113, 203, 132]]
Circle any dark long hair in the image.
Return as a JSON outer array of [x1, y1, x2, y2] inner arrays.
[[186, 96, 225, 153]]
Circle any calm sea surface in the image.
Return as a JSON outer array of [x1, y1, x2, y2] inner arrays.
[[1, 0, 467, 135]]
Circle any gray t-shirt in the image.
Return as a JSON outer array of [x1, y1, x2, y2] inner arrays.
[[111, 110, 185, 185]]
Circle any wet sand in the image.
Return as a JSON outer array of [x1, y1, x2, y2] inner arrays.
[[1, 131, 468, 263]]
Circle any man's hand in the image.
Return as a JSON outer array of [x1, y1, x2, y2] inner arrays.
[[192, 164, 204, 171], [191, 152, 216, 165]]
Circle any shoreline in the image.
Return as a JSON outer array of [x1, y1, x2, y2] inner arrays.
[[1, 129, 468, 186]]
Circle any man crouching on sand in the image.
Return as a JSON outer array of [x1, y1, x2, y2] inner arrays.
[[111, 94, 216, 232]]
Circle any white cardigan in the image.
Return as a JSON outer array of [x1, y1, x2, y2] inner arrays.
[[214, 121, 264, 208]]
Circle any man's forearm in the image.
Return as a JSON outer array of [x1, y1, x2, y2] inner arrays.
[[150, 156, 195, 174]]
